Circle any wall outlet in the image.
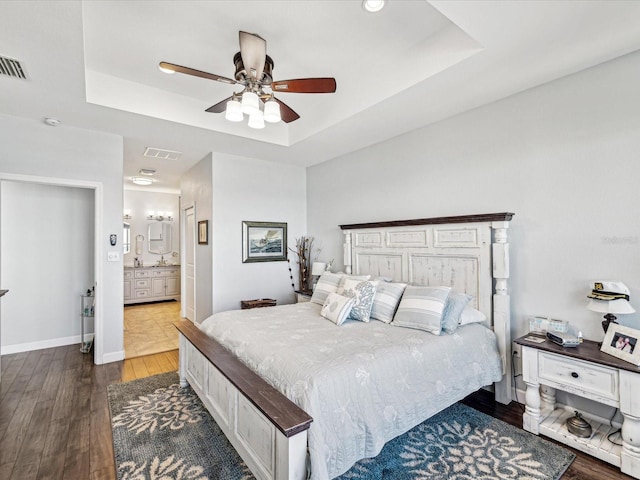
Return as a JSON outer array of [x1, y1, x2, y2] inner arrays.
[[107, 251, 120, 262], [512, 341, 522, 357]]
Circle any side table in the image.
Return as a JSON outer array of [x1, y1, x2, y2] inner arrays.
[[515, 334, 640, 479]]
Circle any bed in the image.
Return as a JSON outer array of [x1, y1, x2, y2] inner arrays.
[[177, 212, 514, 480]]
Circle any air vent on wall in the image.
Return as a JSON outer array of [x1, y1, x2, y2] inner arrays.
[[0, 55, 28, 80], [143, 147, 182, 161]]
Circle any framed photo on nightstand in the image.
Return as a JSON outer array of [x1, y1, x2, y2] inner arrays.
[[601, 323, 640, 366]]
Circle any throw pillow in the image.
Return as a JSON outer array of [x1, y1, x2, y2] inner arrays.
[[320, 292, 355, 326], [441, 292, 473, 334], [391, 285, 451, 335], [340, 279, 377, 322]]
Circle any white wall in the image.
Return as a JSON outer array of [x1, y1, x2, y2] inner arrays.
[[307, 50, 640, 344], [181, 154, 213, 324], [1, 182, 94, 351], [123, 189, 180, 267], [211, 153, 307, 314], [0, 114, 124, 363]]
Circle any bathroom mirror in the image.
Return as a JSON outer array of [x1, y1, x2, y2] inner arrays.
[[148, 222, 172, 254], [123, 222, 131, 254]]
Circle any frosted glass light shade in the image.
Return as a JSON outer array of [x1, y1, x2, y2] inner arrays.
[[225, 99, 243, 122], [248, 111, 265, 129], [241, 91, 259, 115], [264, 99, 281, 123]]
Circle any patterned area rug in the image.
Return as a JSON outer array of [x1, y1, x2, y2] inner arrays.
[[108, 373, 575, 480]]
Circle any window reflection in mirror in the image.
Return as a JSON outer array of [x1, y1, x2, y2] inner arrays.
[[123, 222, 131, 254], [148, 222, 172, 254]]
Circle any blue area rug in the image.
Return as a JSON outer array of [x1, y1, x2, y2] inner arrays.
[[108, 373, 574, 480]]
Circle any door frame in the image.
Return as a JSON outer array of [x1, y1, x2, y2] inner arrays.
[[181, 203, 196, 321], [0, 172, 104, 363]]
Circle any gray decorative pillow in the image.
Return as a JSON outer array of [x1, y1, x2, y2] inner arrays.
[[371, 280, 407, 323], [441, 292, 473, 334], [340, 279, 377, 322], [336, 274, 371, 295], [391, 285, 452, 335], [310, 272, 345, 305], [320, 292, 355, 326]]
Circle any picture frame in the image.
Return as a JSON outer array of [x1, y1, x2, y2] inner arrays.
[[242, 221, 287, 263], [198, 220, 208, 245], [601, 323, 640, 366]]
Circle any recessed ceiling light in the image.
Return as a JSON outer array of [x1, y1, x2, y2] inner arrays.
[[362, 0, 386, 13], [44, 117, 60, 126], [132, 176, 153, 186], [138, 168, 156, 176]]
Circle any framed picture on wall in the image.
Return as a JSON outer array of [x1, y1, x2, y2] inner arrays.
[[198, 220, 208, 245], [242, 221, 287, 263], [601, 323, 640, 366]]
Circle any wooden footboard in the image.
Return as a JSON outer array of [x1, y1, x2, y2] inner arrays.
[[175, 319, 313, 480]]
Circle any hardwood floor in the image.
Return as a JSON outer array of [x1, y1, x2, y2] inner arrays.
[[0, 345, 178, 479], [0, 344, 631, 479]]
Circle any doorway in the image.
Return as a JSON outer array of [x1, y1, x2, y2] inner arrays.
[[184, 206, 195, 322]]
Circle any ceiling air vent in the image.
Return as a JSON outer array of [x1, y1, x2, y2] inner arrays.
[[0, 55, 28, 80], [144, 147, 182, 161]]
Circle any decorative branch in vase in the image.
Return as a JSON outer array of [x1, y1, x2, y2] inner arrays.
[[289, 236, 314, 293]]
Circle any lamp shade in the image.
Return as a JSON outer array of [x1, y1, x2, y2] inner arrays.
[[312, 262, 326, 276], [225, 99, 243, 122], [241, 91, 260, 115], [247, 111, 265, 129], [587, 298, 636, 315], [263, 99, 281, 123]]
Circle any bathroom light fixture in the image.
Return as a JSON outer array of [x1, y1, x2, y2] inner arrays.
[[131, 176, 153, 186], [123, 209, 132, 220], [147, 211, 173, 221], [362, 0, 386, 13]]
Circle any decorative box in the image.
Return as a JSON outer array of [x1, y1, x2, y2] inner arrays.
[[241, 298, 277, 309]]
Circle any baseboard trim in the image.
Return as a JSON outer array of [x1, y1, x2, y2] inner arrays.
[[101, 350, 125, 364], [1, 335, 80, 355]]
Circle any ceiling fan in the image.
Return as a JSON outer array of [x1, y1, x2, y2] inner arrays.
[[159, 31, 337, 126]]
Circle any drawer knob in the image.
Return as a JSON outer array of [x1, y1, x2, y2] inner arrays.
[[571, 372, 579, 378]]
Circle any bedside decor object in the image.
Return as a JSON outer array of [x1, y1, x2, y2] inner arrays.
[[587, 281, 635, 333], [198, 220, 208, 245], [311, 262, 326, 290], [601, 323, 640, 365], [242, 221, 287, 263], [240, 298, 276, 309], [288, 235, 313, 290], [566, 411, 592, 438]]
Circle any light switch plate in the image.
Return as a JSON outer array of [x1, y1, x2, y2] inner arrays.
[[107, 251, 120, 262]]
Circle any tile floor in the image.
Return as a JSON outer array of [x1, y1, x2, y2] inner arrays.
[[123, 300, 181, 358]]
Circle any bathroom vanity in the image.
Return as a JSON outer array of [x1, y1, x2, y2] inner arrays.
[[124, 266, 180, 304]]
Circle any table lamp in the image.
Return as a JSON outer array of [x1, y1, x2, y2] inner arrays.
[[311, 262, 326, 290], [587, 281, 635, 333]]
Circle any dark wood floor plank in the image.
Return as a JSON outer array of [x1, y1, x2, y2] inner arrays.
[[1, 345, 634, 480]]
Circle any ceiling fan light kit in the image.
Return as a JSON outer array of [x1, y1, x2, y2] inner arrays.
[[160, 31, 336, 128], [362, 0, 386, 13]]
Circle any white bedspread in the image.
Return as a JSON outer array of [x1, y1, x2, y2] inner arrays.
[[200, 302, 502, 480]]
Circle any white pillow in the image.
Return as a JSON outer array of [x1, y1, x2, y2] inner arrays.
[[336, 274, 371, 295], [391, 286, 451, 335], [459, 305, 488, 325], [320, 292, 355, 326], [310, 272, 345, 305], [340, 279, 377, 322], [371, 280, 407, 324]]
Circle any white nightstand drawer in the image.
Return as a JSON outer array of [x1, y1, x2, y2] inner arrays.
[[539, 351, 618, 403]]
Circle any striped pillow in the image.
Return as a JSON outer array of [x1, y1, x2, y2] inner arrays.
[[371, 281, 407, 323], [310, 272, 345, 305], [391, 286, 452, 335], [320, 292, 355, 326]]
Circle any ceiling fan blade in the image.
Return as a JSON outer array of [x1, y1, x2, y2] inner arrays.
[[205, 96, 233, 113], [159, 62, 237, 85], [272, 98, 300, 123], [239, 31, 266, 82], [271, 78, 336, 93]]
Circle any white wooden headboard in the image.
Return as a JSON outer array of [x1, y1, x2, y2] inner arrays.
[[340, 212, 514, 405]]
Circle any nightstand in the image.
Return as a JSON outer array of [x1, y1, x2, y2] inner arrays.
[[295, 290, 312, 303], [515, 334, 640, 479]]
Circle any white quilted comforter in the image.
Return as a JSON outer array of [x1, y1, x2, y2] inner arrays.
[[200, 302, 502, 480]]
